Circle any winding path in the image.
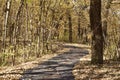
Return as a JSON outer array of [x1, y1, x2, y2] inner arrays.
[[20, 43, 89, 80]]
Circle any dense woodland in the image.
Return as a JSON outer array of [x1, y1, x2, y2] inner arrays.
[[0, 0, 120, 66], [0, 0, 120, 80]]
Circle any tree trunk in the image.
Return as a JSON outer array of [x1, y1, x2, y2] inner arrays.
[[2, 0, 12, 64], [90, 0, 104, 64], [78, 15, 81, 39], [3, 0, 12, 52], [103, 0, 113, 40], [68, 11, 72, 43]]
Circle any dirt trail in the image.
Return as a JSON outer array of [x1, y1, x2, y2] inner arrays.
[[0, 43, 90, 80], [20, 43, 89, 80]]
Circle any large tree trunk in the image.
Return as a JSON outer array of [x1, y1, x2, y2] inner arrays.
[[90, 0, 104, 64]]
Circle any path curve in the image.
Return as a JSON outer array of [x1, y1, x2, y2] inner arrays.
[[20, 43, 89, 80]]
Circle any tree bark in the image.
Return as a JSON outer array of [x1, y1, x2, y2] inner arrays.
[[90, 0, 104, 64], [78, 15, 81, 39], [103, 0, 113, 38], [3, 0, 12, 52], [67, 11, 72, 43]]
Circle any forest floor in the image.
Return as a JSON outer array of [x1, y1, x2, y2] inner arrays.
[[0, 43, 120, 80], [73, 56, 120, 80]]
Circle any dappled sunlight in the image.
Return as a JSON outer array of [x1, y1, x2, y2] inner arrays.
[[0, 0, 120, 80], [73, 61, 120, 80], [19, 44, 89, 80]]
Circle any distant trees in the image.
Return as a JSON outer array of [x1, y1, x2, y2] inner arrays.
[[0, 0, 119, 66], [102, 0, 113, 38], [104, 0, 120, 60], [0, 0, 91, 66], [90, 0, 104, 64]]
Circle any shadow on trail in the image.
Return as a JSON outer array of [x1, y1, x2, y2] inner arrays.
[[20, 44, 89, 80]]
